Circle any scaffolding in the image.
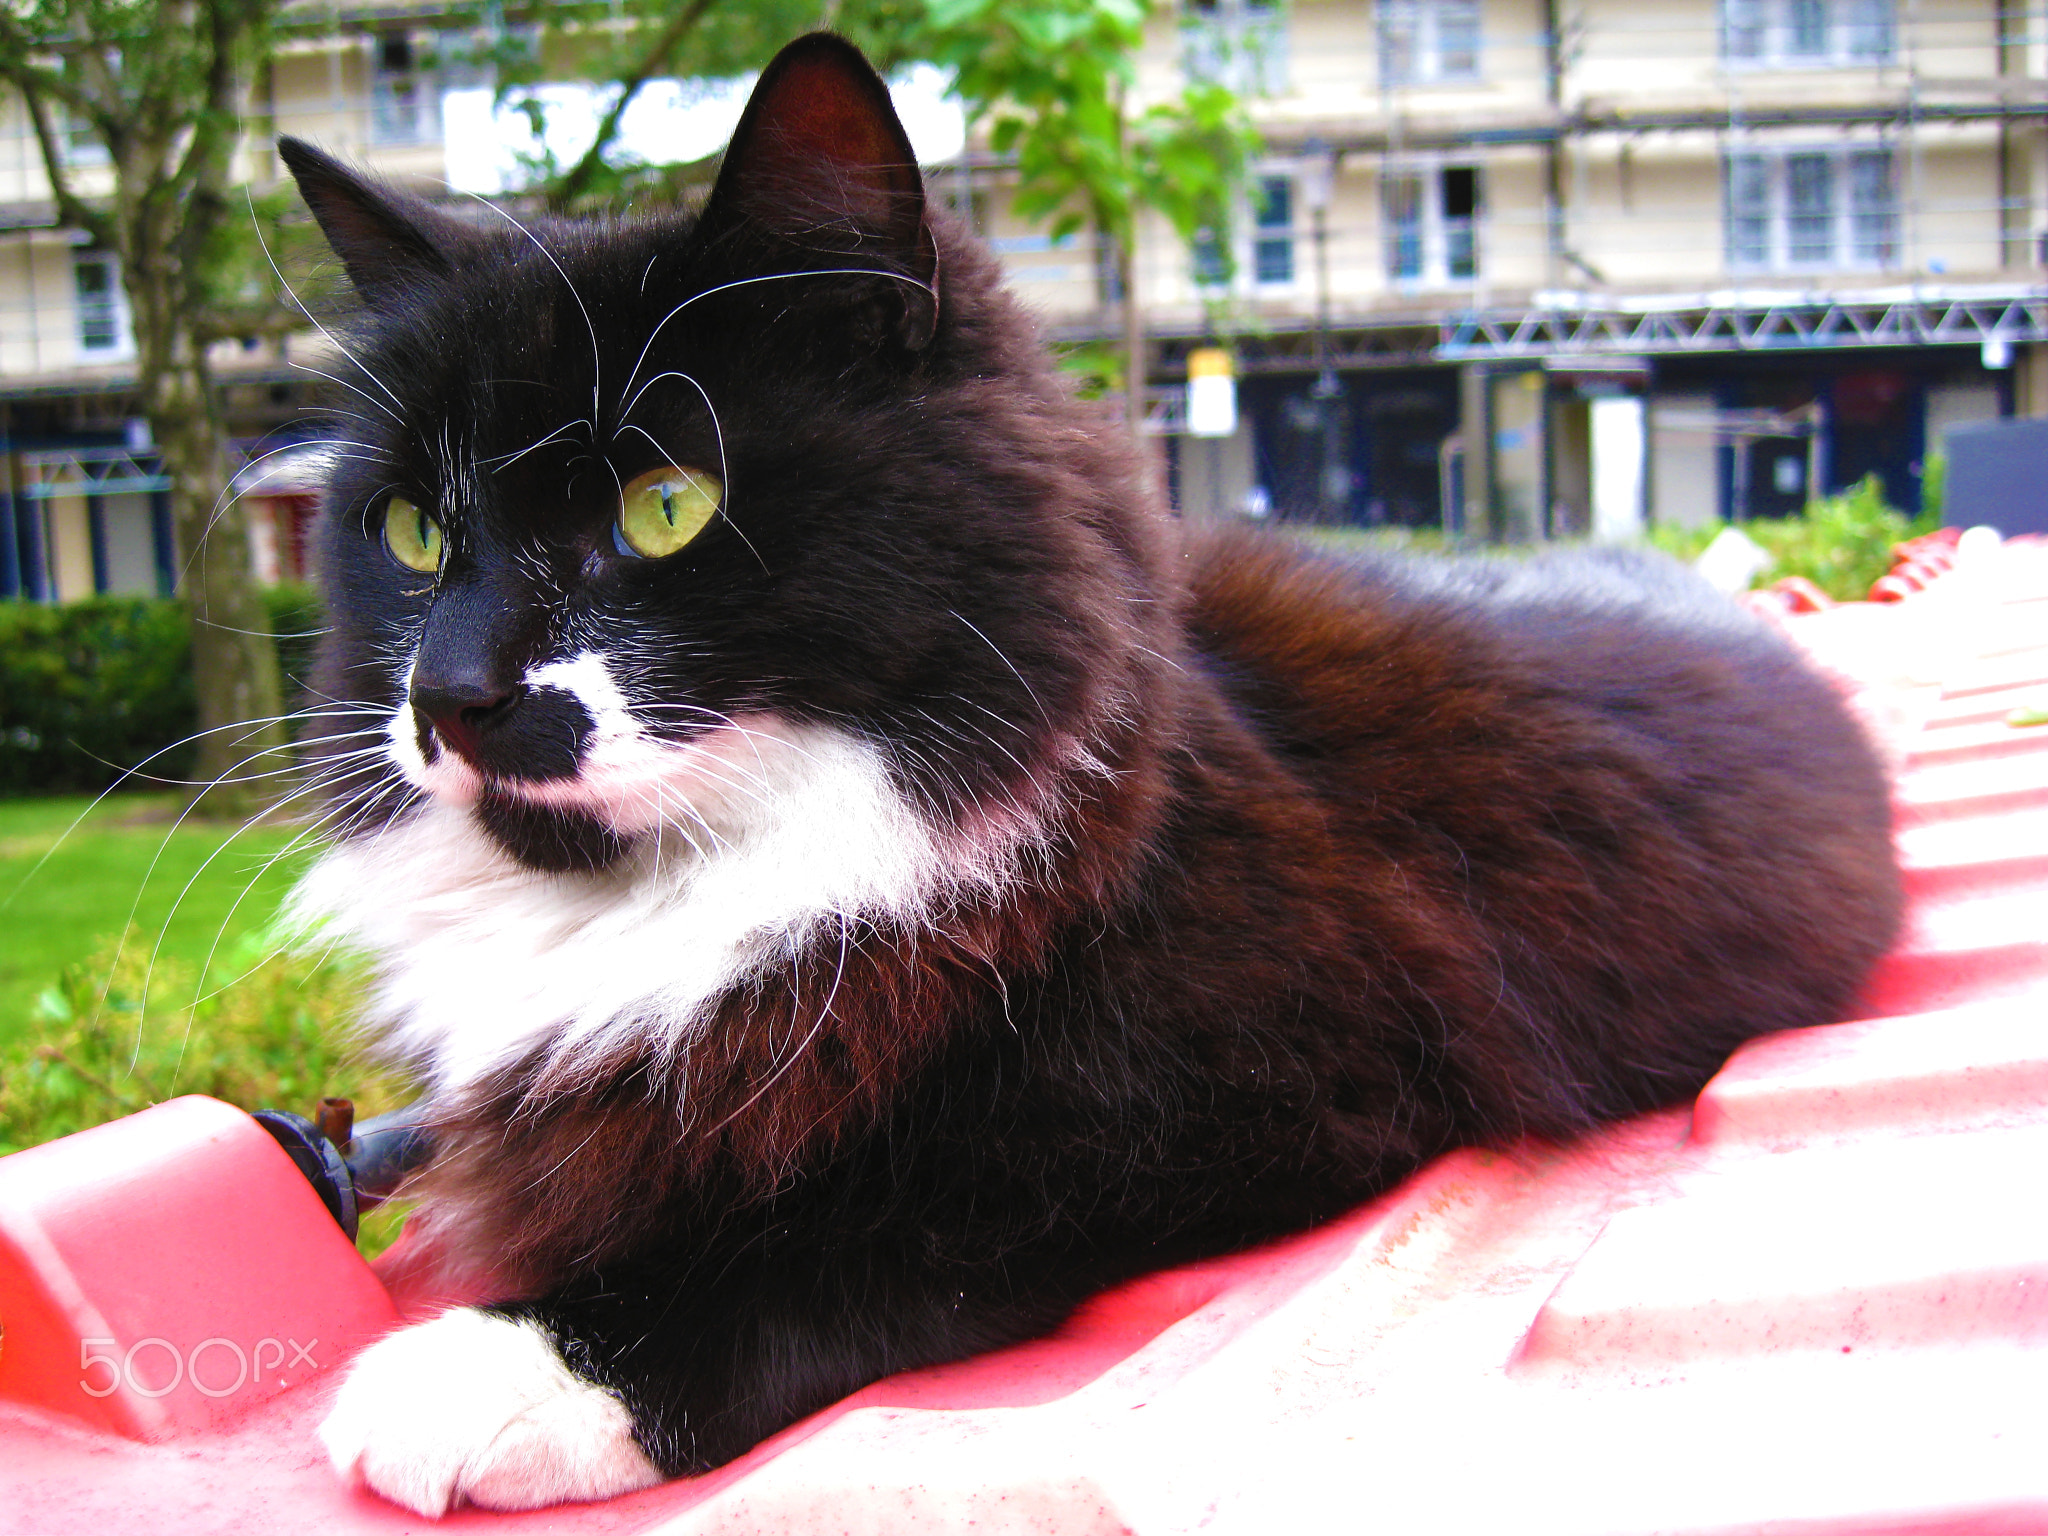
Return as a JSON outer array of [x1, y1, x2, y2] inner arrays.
[[1441, 287, 2048, 359]]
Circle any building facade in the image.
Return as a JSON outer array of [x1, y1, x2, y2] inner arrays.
[[1023, 0, 2045, 536], [1, 0, 2041, 602]]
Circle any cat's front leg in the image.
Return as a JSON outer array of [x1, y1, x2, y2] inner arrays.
[[319, 1307, 663, 1516], [325, 1238, 1079, 1513], [496, 1243, 1082, 1480]]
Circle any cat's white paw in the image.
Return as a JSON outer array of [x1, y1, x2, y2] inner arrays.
[[319, 1308, 664, 1516]]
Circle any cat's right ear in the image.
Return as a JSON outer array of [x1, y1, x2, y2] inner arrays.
[[279, 137, 472, 306]]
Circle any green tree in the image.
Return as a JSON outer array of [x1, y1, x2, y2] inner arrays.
[[499, 0, 1254, 433], [0, 0, 294, 817], [916, 0, 1252, 432], [470, 0, 835, 215]]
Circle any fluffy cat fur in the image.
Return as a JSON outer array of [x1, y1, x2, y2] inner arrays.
[[281, 34, 1902, 1517]]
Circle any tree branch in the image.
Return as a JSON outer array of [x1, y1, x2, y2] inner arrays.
[[169, 0, 249, 204], [6, 72, 112, 243], [542, 0, 721, 213]]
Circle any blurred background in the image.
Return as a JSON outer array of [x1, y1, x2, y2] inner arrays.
[[0, 0, 2028, 1162]]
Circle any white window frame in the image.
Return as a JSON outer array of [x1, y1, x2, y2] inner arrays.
[[369, 30, 441, 145], [1724, 144, 1898, 273], [1723, 0, 1895, 66], [72, 253, 134, 361], [1382, 162, 1481, 288], [1193, 172, 1302, 295], [1377, 0, 1482, 87], [1181, 0, 1289, 96]]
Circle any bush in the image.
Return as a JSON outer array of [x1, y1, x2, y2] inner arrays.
[[0, 927, 401, 1156], [1919, 452, 1946, 527], [0, 597, 198, 796], [1646, 474, 1940, 602], [0, 584, 325, 796], [265, 580, 327, 708], [0, 929, 413, 1254]]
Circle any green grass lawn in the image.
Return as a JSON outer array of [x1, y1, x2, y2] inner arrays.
[[0, 793, 314, 1048]]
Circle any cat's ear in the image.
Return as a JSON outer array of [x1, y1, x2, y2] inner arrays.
[[700, 33, 940, 350], [279, 137, 474, 306]]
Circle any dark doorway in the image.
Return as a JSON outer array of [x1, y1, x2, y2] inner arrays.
[[1239, 369, 1457, 528]]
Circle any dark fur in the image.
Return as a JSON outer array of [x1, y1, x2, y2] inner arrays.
[[285, 36, 1901, 1479]]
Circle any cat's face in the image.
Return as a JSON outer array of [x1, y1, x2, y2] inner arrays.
[[286, 39, 1152, 882]]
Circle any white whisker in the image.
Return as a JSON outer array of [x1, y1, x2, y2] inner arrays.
[[454, 191, 602, 440], [617, 267, 931, 416]]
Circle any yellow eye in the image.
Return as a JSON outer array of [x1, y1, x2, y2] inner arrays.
[[616, 465, 721, 558], [383, 496, 443, 573]]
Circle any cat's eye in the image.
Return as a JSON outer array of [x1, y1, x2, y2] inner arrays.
[[616, 466, 721, 559], [383, 496, 444, 573]]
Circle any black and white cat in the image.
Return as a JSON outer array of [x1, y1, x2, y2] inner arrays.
[[281, 34, 1901, 1517]]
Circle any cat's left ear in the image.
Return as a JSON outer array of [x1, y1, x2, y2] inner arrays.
[[700, 34, 940, 350], [279, 137, 479, 307]]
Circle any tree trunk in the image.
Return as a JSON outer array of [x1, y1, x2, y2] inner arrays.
[[1120, 231, 1144, 442], [4, 0, 289, 821], [137, 311, 286, 820]]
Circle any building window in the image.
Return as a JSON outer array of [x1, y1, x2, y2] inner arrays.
[[1384, 165, 1479, 284], [1378, 0, 1481, 85], [1182, 0, 1288, 96], [1193, 174, 1299, 290], [370, 31, 440, 145], [73, 254, 132, 358], [1725, 147, 1896, 270], [1252, 177, 1295, 284], [1723, 0, 1894, 64]]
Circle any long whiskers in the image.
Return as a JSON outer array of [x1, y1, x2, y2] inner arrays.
[[454, 189, 603, 442], [946, 610, 1050, 726], [246, 185, 409, 420], [479, 420, 589, 475], [115, 734, 363, 1063], [0, 705, 382, 915], [702, 920, 853, 1141], [164, 772, 416, 1088], [616, 267, 932, 412]]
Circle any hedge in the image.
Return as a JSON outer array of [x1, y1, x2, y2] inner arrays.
[[0, 583, 323, 797]]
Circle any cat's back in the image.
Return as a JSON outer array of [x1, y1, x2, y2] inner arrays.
[[1170, 524, 1902, 1125], [1180, 524, 1879, 810]]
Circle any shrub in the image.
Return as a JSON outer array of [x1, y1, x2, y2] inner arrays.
[[0, 584, 326, 796], [1919, 452, 1946, 527], [1646, 474, 1940, 602], [0, 929, 412, 1253], [0, 928, 401, 1157], [0, 597, 198, 795], [265, 580, 327, 710]]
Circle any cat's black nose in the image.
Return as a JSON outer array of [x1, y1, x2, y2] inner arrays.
[[409, 670, 594, 781], [411, 677, 522, 765]]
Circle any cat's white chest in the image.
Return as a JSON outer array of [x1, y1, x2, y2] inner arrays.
[[291, 717, 984, 1090]]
